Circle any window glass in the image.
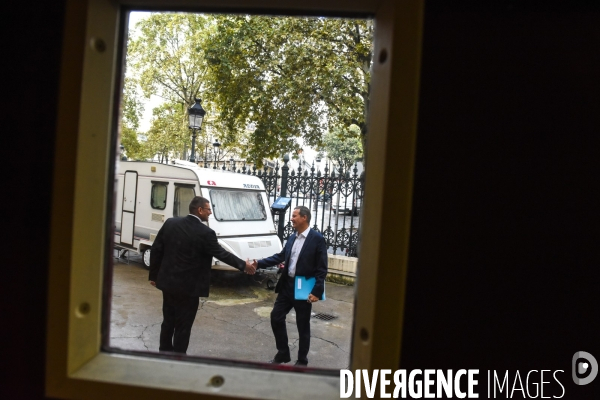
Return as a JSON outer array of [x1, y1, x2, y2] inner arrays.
[[209, 189, 267, 221], [173, 185, 195, 217], [106, 9, 371, 375], [151, 182, 168, 210]]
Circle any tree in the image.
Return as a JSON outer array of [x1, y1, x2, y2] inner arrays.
[[203, 15, 372, 164], [322, 125, 363, 172], [124, 13, 372, 164], [120, 76, 146, 160], [127, 13, 212, 161], [128, 13, 210, 107]]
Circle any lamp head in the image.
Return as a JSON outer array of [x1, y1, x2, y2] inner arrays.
[[187, 98, 206, 129]]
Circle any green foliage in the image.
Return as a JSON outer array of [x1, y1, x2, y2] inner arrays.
[[205, 15, 372, 164], [120, 76, 147, 159], [121, 76, 144, 131], [128, 13, 211, 106], [122, 13, 371, 164], [322, 125, 363, 172], [121, 127, 144, 160], [124, 13, 214, 161], [144, 102, 190, 161]]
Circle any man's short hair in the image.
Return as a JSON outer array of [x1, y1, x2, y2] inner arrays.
[[295, 205, 311, 224], [189, 196, 209, 213]]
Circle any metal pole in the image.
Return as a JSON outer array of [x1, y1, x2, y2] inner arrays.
[[277, 154, 289, 243], [320, 161, 328, 234], [333, 167, 340, 254], [189, 128, 197, 163], [204, 140, 208, 168]]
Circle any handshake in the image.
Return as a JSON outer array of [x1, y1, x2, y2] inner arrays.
[[244, 259, 259, 275]]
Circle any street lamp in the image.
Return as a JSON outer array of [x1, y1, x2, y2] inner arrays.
[[187, 98, 206, 164], [212, 139, 221, 168]]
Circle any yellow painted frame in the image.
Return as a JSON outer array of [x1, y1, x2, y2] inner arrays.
[[46, 0, 422, 398]]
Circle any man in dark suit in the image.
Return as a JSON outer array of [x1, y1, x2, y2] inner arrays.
[[149, 196, 256, 354], [255, 205, 328, 366]]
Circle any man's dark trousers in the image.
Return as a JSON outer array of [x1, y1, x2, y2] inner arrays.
[[159, 291, 200, 353], [270, 274, 312, 363]]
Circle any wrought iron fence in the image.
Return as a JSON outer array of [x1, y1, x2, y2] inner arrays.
[[204, 157, 364, 257]]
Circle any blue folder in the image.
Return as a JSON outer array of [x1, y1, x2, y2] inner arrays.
[[294, 276, 326, 301]]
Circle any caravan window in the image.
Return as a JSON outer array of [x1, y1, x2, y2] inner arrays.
[[210, 190, 267, 221], [173, 184, 195, 217], [150, 181, 168, 210]]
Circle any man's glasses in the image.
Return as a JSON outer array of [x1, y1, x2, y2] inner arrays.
[[200, 207, 212, 212]]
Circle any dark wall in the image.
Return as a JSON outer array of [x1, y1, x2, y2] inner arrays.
[[3, 1, 600, 399], [2, 1, 66, 399], [402, 1, 600, 398]]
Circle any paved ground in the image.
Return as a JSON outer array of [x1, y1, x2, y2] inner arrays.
[[110, 256, 354, 369]]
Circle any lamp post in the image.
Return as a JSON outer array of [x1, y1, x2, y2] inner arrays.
[[212, 139, 221, 168], [187, 98, 206, 164], [314, 155, 322, 210], [277, 154, 290, 242]]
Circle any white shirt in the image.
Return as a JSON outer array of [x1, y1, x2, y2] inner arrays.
[[288, 227, 310, 277]]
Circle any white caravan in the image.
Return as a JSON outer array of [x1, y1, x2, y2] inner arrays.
[[114, 160, 282, 270]]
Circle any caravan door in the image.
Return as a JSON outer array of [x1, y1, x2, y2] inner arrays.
[[120, 171, 138, 245]]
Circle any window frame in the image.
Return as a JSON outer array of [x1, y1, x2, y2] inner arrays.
[[150, 180, 168, 210], [46, 0, 423, 398]]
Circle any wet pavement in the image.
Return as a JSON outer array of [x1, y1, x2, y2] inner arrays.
[[109, 257, 354, 369]]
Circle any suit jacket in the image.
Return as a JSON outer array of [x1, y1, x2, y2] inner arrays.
[[149, 215, 246, 297], [257, 229, 328, 299]]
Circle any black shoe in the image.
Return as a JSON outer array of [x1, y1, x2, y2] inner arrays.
[[269, 355, 291, 364], [294, 360, 308, 366]]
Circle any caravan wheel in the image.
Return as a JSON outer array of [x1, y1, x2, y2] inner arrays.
[[142, 248, 151, 269]]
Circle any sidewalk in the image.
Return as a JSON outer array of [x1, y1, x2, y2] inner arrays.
[[110, 259, 354, 369]]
